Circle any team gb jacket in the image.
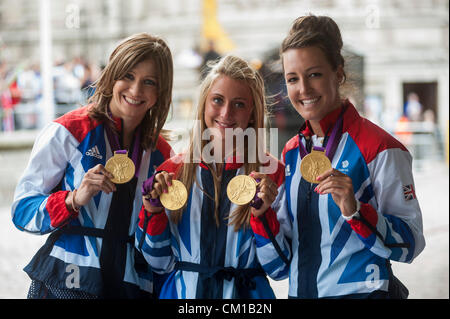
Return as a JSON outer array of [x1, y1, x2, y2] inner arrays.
[[282, 100, 425, 298], [11, 105, 172, 297]]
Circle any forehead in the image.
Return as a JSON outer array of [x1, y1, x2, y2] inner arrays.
[[129, 58, 157, 76], [282, 46, 330, 72], [208, 75, 252, 99]]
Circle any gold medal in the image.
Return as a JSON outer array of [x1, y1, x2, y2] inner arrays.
[[226, 175, 258, 206], [160, 180, 188, 211], [300, 149, 332, 184], [105, 151, 135, 184]]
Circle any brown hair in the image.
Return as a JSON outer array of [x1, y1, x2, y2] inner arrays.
[[172, 55, 267, 231], [280, 14, 346, 83], [88, 33, 173, 150]]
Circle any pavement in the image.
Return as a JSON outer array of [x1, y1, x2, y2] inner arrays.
[[0, 129, 448, 299]]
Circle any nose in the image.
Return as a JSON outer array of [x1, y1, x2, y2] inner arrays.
[[297, 76, 311, 95], [220, 102, 234, 119], [129, 80, 143, 97]]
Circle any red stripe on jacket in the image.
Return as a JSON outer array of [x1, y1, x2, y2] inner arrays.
[[46, 191, 78, 228], [138, 206, 168, 236], [54, 104, 101, 144], [250, 208, 280, 238], [347, 203, 379, 238], [155, 135, 174, 160], [343, 103, 408, 165]]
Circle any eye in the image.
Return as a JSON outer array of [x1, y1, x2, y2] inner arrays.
[[124, 73, 134, 80], [286, 76, 298, 83], [309, 72, 322, 78], [212, 96, 223, 105], [234, 101, 246, 108], [144, 79, 157, 86]]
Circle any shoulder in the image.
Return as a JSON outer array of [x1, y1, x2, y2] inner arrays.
[[156, 153, 185, 174], [344, 105, 408, 164], [281, 134, 299, 164], [262, 153, 285, 187], [53, 104, 101, 143], [154, 135, 174, 161]]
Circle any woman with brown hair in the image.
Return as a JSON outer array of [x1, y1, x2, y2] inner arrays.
[[12, 33, 174, 298], [280, 15, 425, 298], [136, 55, 291, 299]]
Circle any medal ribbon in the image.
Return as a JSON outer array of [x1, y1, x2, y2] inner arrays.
[[298, 105, 347, 161], [105, 117, 143, 179]]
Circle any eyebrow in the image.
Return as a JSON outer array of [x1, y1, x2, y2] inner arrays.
[[211, 93, 248, 101], [128, 70, 158, 79], [285, 65, 322, 75]]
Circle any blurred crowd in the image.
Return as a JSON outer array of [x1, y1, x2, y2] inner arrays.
[[0, 57, 101, 131]]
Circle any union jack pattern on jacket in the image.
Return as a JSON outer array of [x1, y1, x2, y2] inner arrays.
[[136, 154, 291, 299], [11, 106, 172, 296], [282, 101, 425, 298]]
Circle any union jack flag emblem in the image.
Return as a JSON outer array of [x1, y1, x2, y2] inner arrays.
[[403, 184, 416, 201]]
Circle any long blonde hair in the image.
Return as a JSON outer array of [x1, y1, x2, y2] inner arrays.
[[88, 32, 173, 150], [172, 55, 267, 231]]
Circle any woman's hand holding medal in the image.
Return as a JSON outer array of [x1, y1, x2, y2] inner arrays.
[[249, 172, 279, 217], [67, 164, 117, 212], [142, 171, 173, 213], [142, 171, 188, 213], [314, 168, 358, 218], [226, 172, 279, 218]]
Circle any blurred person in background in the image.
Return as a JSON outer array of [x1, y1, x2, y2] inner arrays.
[[0, 72, 21, 131], [404, 92, 423, 122], [279, 15, 425, 298], [137, 55, 291, 299], [11, 33, 174, 299], [199, 40, 221, 80]]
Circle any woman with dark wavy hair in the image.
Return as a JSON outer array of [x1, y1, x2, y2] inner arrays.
[[12, 33, 174, 299]]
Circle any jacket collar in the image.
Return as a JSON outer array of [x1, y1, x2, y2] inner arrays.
[[199, 155, 244, 171], [299, 99, 352, 137]]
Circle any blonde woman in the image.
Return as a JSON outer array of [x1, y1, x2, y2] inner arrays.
[[136, 55, 291, 299], [12, 33, 174, 299]]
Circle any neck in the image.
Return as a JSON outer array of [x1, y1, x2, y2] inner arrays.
[[122, 119, 140, 149], [309, 99, 343, 137], [309, 121, 324, 137]]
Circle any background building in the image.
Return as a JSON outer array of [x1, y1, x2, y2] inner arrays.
[[0, 0, 448, 162]]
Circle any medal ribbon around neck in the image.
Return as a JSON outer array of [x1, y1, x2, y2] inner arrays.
[[298, 106, 346, 184]]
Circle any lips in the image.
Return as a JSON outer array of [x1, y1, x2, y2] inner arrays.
[[300, 97, 321, 105], [123, 95, 144, 106], [215, 120, 235, 128]]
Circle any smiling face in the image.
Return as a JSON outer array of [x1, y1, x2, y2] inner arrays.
[[283, 46, 343, 133], [204, 75, 254, 139], [109, 58, 158, 126]]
